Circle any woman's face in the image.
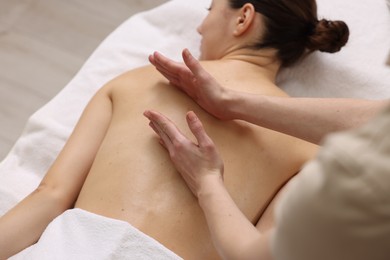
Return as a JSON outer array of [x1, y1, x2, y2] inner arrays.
[[197, 0, 237, 60]]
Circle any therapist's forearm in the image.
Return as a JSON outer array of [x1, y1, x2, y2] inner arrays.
[[227, 93, 388, 144], [198, 176, 271, 260]]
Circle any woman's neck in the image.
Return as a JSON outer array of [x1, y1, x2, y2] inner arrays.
[[218, 48, 281, 84]]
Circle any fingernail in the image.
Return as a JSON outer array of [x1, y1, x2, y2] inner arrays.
[[187, 111, 197, 122], [183, 49, 189, 57]]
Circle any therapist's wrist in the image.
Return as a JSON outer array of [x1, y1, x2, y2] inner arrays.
[[213, 88, 235, 120], [228, 90, 268, 123], [197, 173, 226, 207], [223, 89, 244, 120]]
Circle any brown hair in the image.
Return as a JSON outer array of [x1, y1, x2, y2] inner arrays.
[[228, 0, 350, 67]]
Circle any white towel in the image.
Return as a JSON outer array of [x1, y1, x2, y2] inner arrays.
[[10, 209, 182, 260], [277, 0, 390, 98]]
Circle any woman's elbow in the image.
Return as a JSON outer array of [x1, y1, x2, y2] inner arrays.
[[34, 182, 75, 213]]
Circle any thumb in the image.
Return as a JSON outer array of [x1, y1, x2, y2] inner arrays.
[[186, 111, 213, 148]]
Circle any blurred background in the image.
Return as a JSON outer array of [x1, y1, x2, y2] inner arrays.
[[0, 0, 168, 160]]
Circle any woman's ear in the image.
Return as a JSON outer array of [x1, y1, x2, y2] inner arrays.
[[233, 3, 256, 36]]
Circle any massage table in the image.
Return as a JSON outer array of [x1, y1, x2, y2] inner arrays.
[[1, 0, 389, 258]]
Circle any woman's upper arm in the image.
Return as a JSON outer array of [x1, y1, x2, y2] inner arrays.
[[39, 85, 113, 207]]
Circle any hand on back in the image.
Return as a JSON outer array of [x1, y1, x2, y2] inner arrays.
[[144, 110, 224, 198], [149, 49, 231, 120]]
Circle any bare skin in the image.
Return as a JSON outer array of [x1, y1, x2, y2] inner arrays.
[[74, 63, 317, 259], [150, 49, 389, 145], [0, 1, 318, 259]]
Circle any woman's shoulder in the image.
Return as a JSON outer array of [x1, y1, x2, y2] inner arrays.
[[102, 64, 165, 97]]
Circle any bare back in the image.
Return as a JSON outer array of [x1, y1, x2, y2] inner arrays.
[[75, 61, 317, 259]]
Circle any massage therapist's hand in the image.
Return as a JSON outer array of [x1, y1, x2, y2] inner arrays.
[[149, 49, 233, 120], [144, 110, 224, 197]]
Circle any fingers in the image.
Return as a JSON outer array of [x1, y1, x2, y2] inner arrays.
[[148, 119, 173, 151], [151, 52, 183, 76], [144, 110, 187, 149], [182, 49, 209, 80], [149, 53, 181, 83], [150, 52, 192, 88], [145, 110, 214, 151], [186, 111, 214, 149], [148, 121, 168, 149]]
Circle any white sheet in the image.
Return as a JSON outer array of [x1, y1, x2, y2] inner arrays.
[[11, 209, 182, 260], [277, 0, 390, 98], [0, 0, 389, 256]]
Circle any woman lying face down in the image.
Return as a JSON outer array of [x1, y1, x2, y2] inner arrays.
[[0, 0, 349, 259]]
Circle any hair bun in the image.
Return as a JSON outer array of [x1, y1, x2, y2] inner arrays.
[[307, 19, 350, 53]]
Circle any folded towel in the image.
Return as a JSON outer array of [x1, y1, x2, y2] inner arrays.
[[10, 208, 182, 260]]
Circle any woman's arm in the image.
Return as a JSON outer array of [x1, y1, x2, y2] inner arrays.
[[144, 110, 273, 260], [150, 49, 388, 144], [0, 86, 113, 259]]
